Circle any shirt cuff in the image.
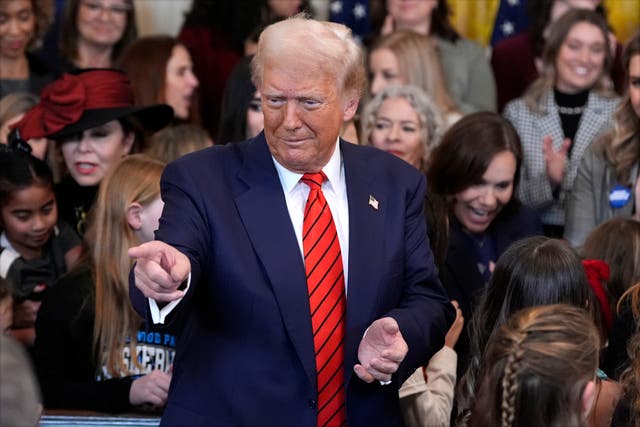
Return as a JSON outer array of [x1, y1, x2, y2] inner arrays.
[[148, 273, 191, 324]]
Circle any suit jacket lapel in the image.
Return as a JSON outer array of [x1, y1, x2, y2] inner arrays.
[[340, 140, 386, 384], [233, 134, 316, 387]]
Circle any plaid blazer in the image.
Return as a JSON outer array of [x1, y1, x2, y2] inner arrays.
[[564, 145, 638, 248], [504, 90, 619, 226]]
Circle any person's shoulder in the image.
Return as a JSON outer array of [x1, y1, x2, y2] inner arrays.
[[584, 140, 608, 163], [439, 35, 485, 56], [503, 96, 528, 118], [590, 92, 621, 111], [169, 137, 255, 172]]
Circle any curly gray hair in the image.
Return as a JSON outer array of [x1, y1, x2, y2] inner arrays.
[[360, 84, 444, 172]]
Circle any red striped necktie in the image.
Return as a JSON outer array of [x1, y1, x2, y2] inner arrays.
[[301, 172, 347, 427]]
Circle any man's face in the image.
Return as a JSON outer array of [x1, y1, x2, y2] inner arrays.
[[260, 58, 358, 173]]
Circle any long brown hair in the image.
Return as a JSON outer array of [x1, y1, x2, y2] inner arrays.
[[599, 31, 640, 186], [427, 111, 523, 216], [582, 218, 640, 316], [117, 36, 201, 125], [87, 154, 164, 377], [618, 284, 640, 427], [470, 304, 600, 427]]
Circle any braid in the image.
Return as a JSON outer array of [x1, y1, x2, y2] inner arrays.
[[500, 346, 525, 427]]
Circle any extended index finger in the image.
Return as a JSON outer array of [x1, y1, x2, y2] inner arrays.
[[128, 241, 163, 261]]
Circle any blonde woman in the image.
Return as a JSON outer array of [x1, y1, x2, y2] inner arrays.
[[565, 32, 640, 247], [504, 9, 619, 237], [34, 155, 175, 412], [368, 30, 462, 127]]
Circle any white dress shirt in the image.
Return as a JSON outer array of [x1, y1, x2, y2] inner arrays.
[[150, 139, 350, 323], [272, 140, 350, 287]]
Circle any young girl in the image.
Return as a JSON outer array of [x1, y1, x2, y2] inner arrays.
[[470, 304, 601, 427], [457, 236, 620, 427], [0, 147, 81, 345], [34, 155, 175, 413]]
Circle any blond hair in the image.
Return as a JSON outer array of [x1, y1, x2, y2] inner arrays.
[[87, 154, 165, 377], [369, 30, 459, 115], [146, 124, 212, 163]]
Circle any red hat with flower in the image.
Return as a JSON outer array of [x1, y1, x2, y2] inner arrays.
[[10, 69, 173, 141]]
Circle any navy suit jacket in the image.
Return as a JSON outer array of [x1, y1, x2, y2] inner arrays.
[[130, 133, 453, 426]]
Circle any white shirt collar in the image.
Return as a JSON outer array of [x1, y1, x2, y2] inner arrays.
[[272, 138, 343, 194]]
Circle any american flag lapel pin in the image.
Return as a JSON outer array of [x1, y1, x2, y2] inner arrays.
[[368, 195, 379, 211]]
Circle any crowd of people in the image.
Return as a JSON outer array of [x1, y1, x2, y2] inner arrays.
[[1, 0, 640, 426]]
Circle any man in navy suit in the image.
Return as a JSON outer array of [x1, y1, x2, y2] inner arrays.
[[129, 16, 453, 426]]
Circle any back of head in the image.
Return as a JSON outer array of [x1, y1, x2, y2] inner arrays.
[[471, 304, 600, 427], [582, 218, 640, 309], [480, 237, 591, 341], [0, 335, 41, 427], [251, 14, 366, 99], [458, 237, 595, 422], [427, 111, 523, 197], [148, 124, 212, 163]]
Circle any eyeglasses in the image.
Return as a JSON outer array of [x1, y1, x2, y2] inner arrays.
[[80, 0, 131, 17]]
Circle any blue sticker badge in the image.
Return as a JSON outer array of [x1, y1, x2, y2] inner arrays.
[[609, 184, 631, 209]]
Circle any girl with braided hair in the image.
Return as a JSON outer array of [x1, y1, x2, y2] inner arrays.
[[456, 236, 621, 426], [470, 304, 601, 427]]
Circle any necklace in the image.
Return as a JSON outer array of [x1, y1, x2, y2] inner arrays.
[[557, 105, 585, 115]]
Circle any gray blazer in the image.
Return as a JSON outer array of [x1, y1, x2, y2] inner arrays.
[[504, 90, 618, 226], [438, 37, 496, 113], [564, 145, 638, 248]]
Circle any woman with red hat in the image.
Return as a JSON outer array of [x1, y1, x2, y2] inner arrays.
[[10, 68, 173, 236]]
